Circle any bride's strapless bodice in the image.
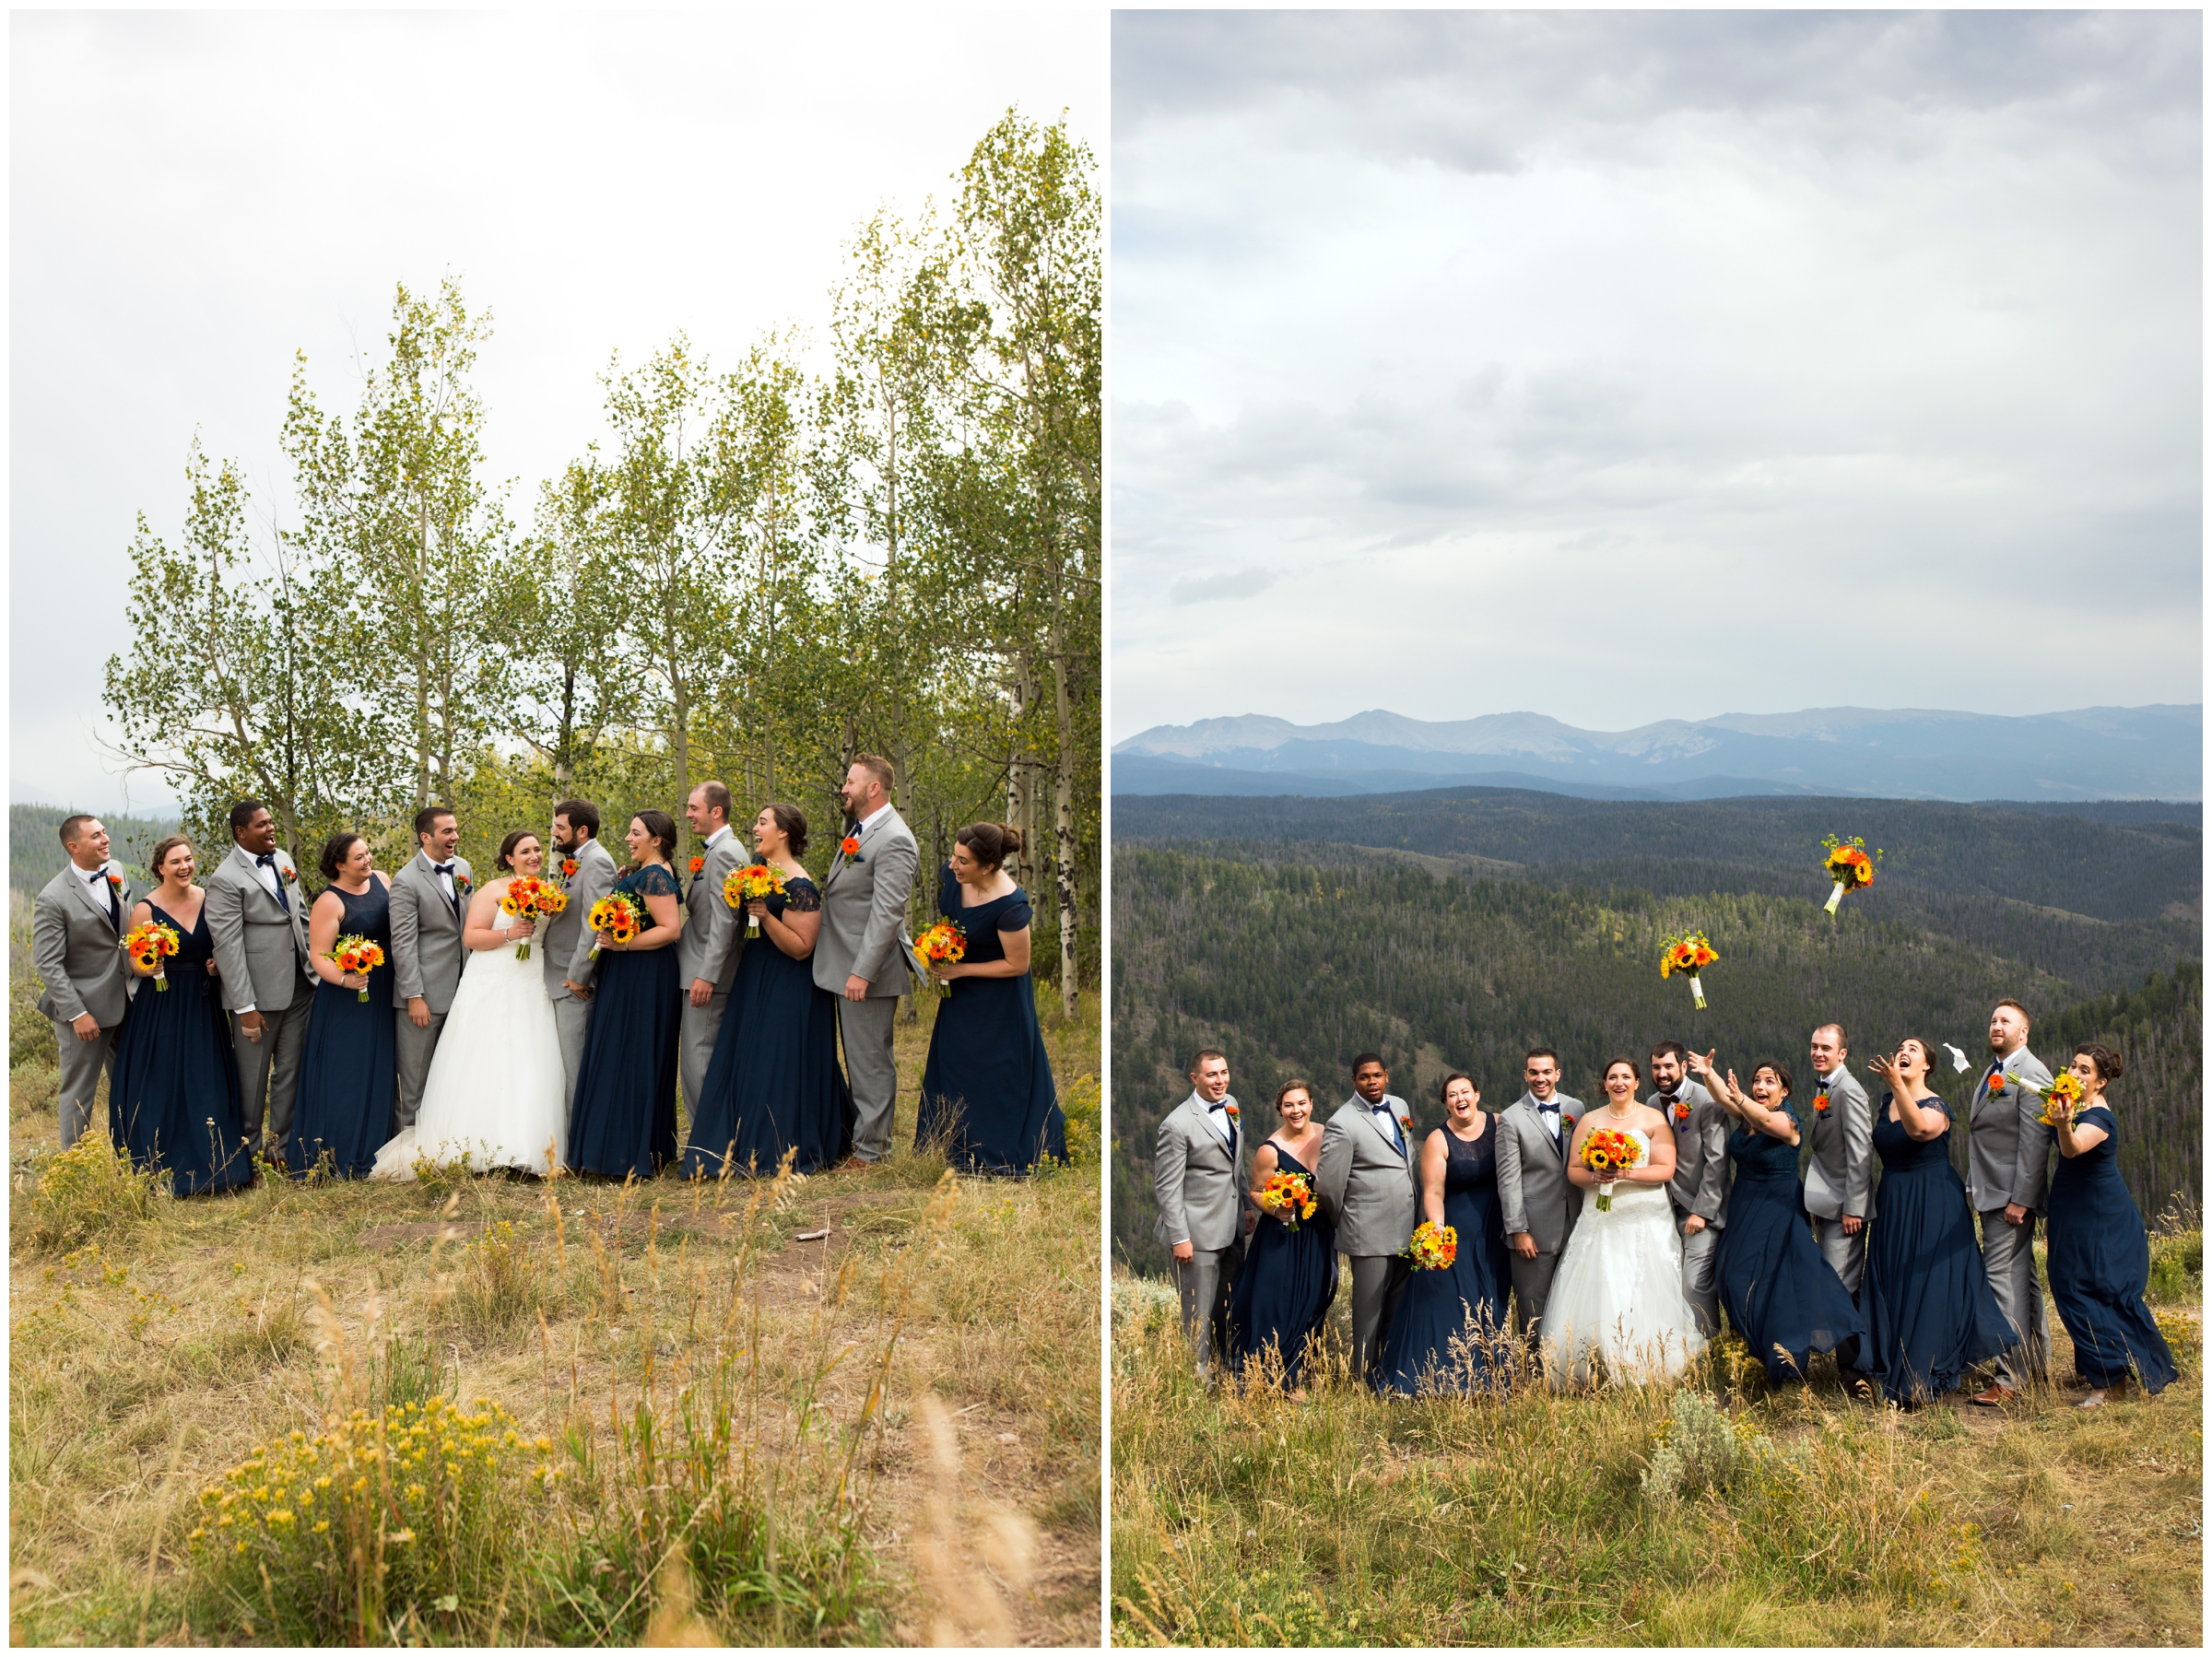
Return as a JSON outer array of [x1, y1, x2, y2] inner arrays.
[[1579, 1124, 1665, 1212]]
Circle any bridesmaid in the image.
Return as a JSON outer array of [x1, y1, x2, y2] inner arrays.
[[2043, 1043, 2176, 1406], [1226, 1079, 1337, 1393], [1378, 1074, 1515, 1396], [1859, 1040, 2018, 1406], [287, 832, 396, 1180], [1687, 1051, 1865, 1388], [680, 804, 854, 1178], [108, 836, 253, 1194], [914, 823, 1065, 1174], [566, 810, 684, 1179]]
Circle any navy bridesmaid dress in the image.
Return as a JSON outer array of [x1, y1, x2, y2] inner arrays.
[[680, 876, 854, 1178], [108, 898, 253, 1195], [567, 864, 682, 1179], [1378, 1124, 1516, 1395], [287, 880, 397, 1180], [1860, 1092, 2018, 1404], [914, 869, 1065, 1174], [2045, 1104, 2176, 1393], [1226, 1143, 1338, 1386], [1714, 1101, 1865, 1385]]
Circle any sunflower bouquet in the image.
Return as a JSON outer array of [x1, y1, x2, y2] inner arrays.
[[499, 875, 567, 960], [585, 893, 645, 959], [1820, 835, 1882, 916], [331, 934, 385, 1003], [1405, 1218, 1458, 1271], [913, 918, 968, 975], [1580, 1126, 1642, 1211], [1260, 1168, 1316, 1230], [1659, 931, 1719, 1010], [723, 864, 787, 934], [122, 921, 182, 991], [2036, 1070, 2086, 1128]]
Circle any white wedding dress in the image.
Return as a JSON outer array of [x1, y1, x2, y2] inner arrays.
[[371, 909, 568, 1180], [1544, 1126, 1707, 1384]]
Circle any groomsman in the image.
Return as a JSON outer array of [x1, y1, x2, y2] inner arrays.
[[1651, 1040, 1728, 1337], [1803, 1023, 1874, 1295], [205, 800, 314, 1158], [546, 800, 618, 1105], [678, 781, 747, 1119], [389, 806, 471, 1135], [814, 755, 920, 1165], [1316, 1052, 1420, 1387], [1152, 1049, 1252, 1378], [1495, 1047, 1585, 1354], [29, 815, 134, 1149], [1968, 997, 2053, 1405]]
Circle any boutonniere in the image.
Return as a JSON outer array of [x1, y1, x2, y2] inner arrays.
[[688, 856, 704, 876], [104, 872, 124, 892], [454, 874, 473, 897], [840, 834, 864, 864], [1397, 1112, 1415, 1137], [1671, 1098, 1691, 1123], [1812, 1091, 1831, 1115], [1223, 1102, 1239, 1121], [1985, 1069, 2006, 1097], [560, 858, 579, 882], [281, 864, 299, 886]]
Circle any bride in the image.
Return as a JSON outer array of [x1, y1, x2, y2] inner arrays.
[[371, 828, 569, 1180], [1545, 1055, 1707, 1384]]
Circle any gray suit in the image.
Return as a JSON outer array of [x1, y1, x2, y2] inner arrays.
[[1493, 1091, 1586, 1347], [1969, 1047, 2055, 1387], [205, 842, 315, 1155], [389, 850, 473, 1134], [1653, 1081, 1727, 1336], [1152, 1091, 1251, 1373], [542, 837, 618, 1107], [813, 807, 921, 1161], [1317, 1093, 1422, 1383], [677, 826, 747, 1122], [1803, 1064, 1875, 1295], [31, 861, 134, 1148]]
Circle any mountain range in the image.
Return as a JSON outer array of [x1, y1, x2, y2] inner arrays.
[[1111, 704, 2203, 802]]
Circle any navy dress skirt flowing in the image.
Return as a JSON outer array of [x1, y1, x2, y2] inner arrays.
[[1226, 1144, 1338, 1386], [680, 876, 854, 1178], [2045, 1105, 2176, 1393], [108, 899, 253, 1195], [567, 864, 682, 1179], [1378, 1126, 1516, 1395], [1860, 1094, 2018, 1404], [287, 881, 397, 1181], [914, 871, 1065, 1173], [1714, 1103, 1865, 1384]]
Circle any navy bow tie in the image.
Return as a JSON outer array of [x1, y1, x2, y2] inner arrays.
[[432, 862, 454, 876], [1207, 1100, 1230, 1112], [1536, 1101, 1559, 1114]]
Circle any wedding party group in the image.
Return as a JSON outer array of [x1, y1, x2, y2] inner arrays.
[[31, 755, 1067, 1196], [1154, 1003, 2175, 1410]]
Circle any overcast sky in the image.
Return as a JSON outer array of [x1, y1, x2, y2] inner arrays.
[[10, 8, 1100, 814], [1110, 10, 2202, 741]]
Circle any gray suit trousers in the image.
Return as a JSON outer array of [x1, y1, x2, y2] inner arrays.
[[53, 1018, 122, 1149], [1673, 1202, 1722, 1337], [840, 995, 899, 1161], [1509, 1248, 1563, 1349], [1172, 1242, 1241, 1374], [1814, 1215, 1866, 1297], [234, 1001, 309, 1155], [393, 1008, 448, 1134], [1348, 1252, 1411, 1385], [552, 993, 591, 1113], [1981, 1209, 2050, 1387], [680, 993, 727, 1123]]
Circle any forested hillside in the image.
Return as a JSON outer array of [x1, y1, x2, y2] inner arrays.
[[10, 805, 180, 896]]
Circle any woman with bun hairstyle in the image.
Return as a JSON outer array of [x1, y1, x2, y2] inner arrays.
[[287, 831, 396, 1179], [913, 822, 1065, 1173], [2042, 1043, 2176, 1405], [566, 810, 685, 1179]]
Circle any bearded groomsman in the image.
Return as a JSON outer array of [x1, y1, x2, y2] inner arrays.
[[30, 814, 135, 1149], [678, 781, 747, 1120], [1803, 1022, 1874, 1295], [814, 754, 920, 1166], [1651, 1039, 1728, 1338], [1495, 1046, 1585, 1355], [546, 800, 618, 1106], [205, 800, 314, 1158], [389, 806, 471, 1136], [1152, 1050, 1252, 1378], [1317, 1052, 1420, 1387], [1968, 997, 2053, 1405]]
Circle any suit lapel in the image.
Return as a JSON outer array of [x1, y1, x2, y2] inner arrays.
[[71, 864, 120, 933], [1356, 1098, 1407, 1163]]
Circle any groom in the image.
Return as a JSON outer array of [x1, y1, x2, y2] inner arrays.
[[29, 815, 135, 1149], [1317, 1052, 1420, 1387], [1494, 1046, 1585, 1356], [389, 805, 471, 1136], [546, 800, 618, 1105], [205, 800, 314, 1159], [1651, 1039, 1728, 1338], [814, 754, 920, 1166]]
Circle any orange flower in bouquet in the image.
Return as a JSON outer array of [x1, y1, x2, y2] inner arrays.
[[498, 876, 567, 960], [585, 893, 644, 960], [123, 921, 182, 991], [1820, 835, 1882, 916], [1658, 931, 1719, 1010], [1580, 1126, 1641, 1211], [2036, 1070, 2085, 1128], [1261, 1169, 1316, 1230], [1405, 1218, 1458, 1271], [913, 919, 968, 975], [331, 934, 386, 1003], [722, 864, 787, 934]]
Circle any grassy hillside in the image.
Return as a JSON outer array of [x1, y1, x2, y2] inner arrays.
[[11, 804, 181, 897]]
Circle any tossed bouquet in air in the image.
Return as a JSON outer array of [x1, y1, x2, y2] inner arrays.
[[1820, 835, 1883, 915], [331, 934, 385, 1003], [585, 893, 645, 959], [1659, 931, 1719, 1010], [1260, 1169, 1316, 1230], [1405, 1218, 1458, 1271], [1581, 1127, 1641, 1212], [499, 876, 566, 960], [2035, 1070, 2086, 1127], [123, 921, 182, 991], [723, 864, 787, 934]]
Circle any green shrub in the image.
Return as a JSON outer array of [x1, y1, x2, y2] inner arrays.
[[2147, 1230, 2202, 1304], [1641, 1389, 1790, 1503], [1062, 1072, 1100, 1167], [22, 1130, 163, 1253]]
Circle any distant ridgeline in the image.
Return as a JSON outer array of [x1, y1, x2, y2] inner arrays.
[[10, 805, 182, 898], [1111, 790, 2201, 1278]]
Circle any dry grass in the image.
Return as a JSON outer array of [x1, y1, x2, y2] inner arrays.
[[7, 987, 1101, 1646]]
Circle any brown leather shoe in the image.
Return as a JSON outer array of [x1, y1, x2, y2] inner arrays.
[[1969, 1382, 2018, 1407]]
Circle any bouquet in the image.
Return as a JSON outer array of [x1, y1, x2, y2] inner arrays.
[[123, 921, 182, 991], [1659, 931, 1719, 1010], [1405, 1218, 1458, 1271], [1260, 1169, 1316, 1230], [723, 864, 787, 934], [1581, 1127, 1641, 1212], [499, 876, 567, 960], [1820, 835, 1883, 916], [913, 918, 968, 974], [2036, 1070, 2086, 1128], [585, 893, 645, 959], [331, 934, 386, 1003]]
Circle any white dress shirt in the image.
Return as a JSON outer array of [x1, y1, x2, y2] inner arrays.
[[77, 861, 117, 923], [856, 801, 893, 836]]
